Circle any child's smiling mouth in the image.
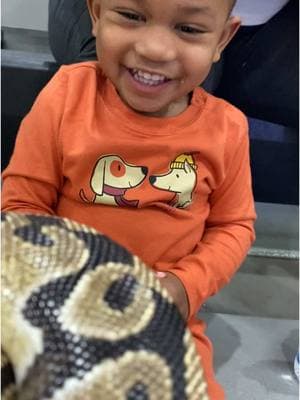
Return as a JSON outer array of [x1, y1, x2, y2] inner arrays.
[[129, 68, 171, 87], [126, 68, 173, 94], [119, 66, 188, 116]]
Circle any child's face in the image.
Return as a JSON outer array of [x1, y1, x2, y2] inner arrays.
[[88, 0, 240, 117]]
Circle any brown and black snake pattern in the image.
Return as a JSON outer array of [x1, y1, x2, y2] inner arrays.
[[1, 212, 209, 400]]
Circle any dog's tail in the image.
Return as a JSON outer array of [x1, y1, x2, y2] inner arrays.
[[79, 189, 92, 203]]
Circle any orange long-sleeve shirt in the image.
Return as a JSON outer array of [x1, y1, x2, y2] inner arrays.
[[2, 62, 256, 321]]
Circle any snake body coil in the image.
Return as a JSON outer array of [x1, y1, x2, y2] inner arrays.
[[1, 212, 209, 400]]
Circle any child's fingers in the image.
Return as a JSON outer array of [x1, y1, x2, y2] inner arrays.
[[155, 271, 167, 278]]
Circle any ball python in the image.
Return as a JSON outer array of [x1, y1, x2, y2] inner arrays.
[[1, 212, 209, 400]]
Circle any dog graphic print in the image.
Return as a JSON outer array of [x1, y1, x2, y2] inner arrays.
[[149, 154, 197, 209], [80, 155, 148, 207]]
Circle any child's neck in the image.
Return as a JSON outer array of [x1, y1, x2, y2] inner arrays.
[[123, 92, 192, 118]]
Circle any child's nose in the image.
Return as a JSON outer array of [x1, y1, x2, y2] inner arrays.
[[134, 27, 177, 63]]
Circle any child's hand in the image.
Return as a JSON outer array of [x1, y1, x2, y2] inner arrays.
[[155, 271, 189, 321]]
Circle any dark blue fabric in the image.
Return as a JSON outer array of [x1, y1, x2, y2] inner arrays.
[[248, 118, 298, 204], [216, 0, 298, 129], [248, 118, 297, 144]]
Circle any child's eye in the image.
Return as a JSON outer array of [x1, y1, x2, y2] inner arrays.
[[117, 11, 145, 22], [177, 25, 203, 35]]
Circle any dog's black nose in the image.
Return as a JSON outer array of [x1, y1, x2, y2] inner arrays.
[[142, 167, 148, 175], [149, 176, 156, 184]]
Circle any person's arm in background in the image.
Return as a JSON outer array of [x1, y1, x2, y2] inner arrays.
[[159, 114, 256, 320], [2, 71, 67, 215], [48, 0, 96, 65]]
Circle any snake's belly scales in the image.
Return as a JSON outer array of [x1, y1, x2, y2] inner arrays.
[[1, 212, 209, 400]]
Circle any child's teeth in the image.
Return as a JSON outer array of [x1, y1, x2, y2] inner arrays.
[[141, 71, 152, 79], [132, 69, 167, 86]]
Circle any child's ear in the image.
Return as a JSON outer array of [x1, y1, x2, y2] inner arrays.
[[86, 0, 101, 37], [213, 16, 241, 63]]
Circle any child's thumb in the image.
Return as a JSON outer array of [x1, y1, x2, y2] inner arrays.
[[155, 271, 167, 278]]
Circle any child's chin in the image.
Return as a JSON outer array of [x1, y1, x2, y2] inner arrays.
[[118, 87, 172, 116]]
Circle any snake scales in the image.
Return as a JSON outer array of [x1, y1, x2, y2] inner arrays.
[[1, 212, 209, 400]]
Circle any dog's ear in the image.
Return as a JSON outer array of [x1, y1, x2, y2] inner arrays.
[[91, 157, 106, 195], [183, 160, 193, 173]]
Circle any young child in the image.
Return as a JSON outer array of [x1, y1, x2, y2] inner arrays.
[[2, 0, 256, 398]]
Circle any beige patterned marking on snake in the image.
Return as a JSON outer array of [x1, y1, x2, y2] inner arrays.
[[2, 214, 90, 383], [51, 351, 173, 400]]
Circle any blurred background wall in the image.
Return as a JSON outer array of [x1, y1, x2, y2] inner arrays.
[[2, 0, 48, 31]]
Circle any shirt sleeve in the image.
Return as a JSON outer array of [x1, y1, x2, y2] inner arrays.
[[2, 69, 67, 215], [168, 116, 256, 319]]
